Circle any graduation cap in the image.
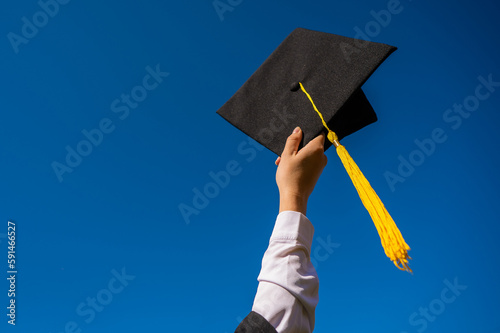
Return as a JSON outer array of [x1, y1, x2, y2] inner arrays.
[[217, 28, 411, 273]]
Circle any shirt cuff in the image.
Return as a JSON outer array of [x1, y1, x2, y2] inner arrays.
[[270, 211, 315, 255]]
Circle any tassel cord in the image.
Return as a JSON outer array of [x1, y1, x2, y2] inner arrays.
[[298, 82, 412, 273]]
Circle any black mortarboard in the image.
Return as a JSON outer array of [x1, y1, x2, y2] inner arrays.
[[217, 28, 413, 273], [217, 27, 396, 155]]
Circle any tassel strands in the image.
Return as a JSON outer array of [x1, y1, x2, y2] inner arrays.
[[298, 82, 412, 273]]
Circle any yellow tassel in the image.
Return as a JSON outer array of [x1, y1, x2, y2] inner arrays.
[[299, 82, 412, 273]]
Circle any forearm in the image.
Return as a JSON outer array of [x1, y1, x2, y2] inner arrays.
[[252, 211, 319, 333]]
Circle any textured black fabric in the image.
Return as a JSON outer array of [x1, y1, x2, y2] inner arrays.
[[217, 27, 397, 155], [234, 311, 278, 333]]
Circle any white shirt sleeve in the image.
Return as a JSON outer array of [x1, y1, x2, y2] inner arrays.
[[252, 211, 319, 333]]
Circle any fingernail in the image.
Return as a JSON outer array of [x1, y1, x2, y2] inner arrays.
[[293, 127, 300, 134]]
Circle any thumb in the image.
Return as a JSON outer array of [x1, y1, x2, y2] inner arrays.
[[282, 127, 302, 157]]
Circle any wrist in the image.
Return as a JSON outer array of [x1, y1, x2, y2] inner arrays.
[[279, 192, 308, 215]]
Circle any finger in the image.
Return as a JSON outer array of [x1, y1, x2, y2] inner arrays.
[[314, 132, 326, 147], [282, 127, 302, 157], [275, 156, 281, 166], [301, 132, 326, 153]]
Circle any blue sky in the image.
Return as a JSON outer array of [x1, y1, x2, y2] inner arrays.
[[1, 0, 499, 332]]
